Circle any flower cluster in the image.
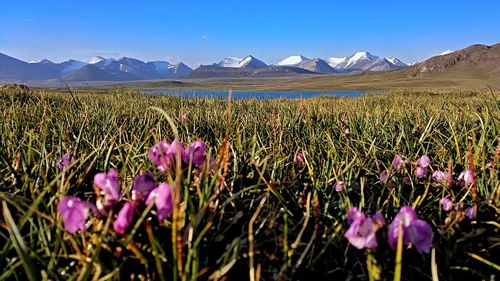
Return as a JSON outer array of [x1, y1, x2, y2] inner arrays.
[[148, 139, 212, 173], [345, 206, 433, 253], [57, 139, 209, 235]]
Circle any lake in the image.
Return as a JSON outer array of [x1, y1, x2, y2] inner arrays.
[[143, 90, 366, 99]]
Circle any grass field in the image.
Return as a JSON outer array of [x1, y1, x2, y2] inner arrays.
[[1, 88, 499, 280]]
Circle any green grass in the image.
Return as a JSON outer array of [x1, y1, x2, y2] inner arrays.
[[0, 88, 499, 280]]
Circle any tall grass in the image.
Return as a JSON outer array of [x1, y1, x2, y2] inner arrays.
[[0, 88, 499, 280]]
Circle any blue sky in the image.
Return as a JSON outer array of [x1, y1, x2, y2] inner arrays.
[[1, 0, 499, 67]]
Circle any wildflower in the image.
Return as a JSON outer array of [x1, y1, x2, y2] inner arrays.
[[379, 170, 389, 183], [148, 140, 185, 173], [392, 155, 405, 171], [416, 155, 430, 168], [387, 206, 433, 253], [94, 169, 120, 208], [57, 196, 92, 234], [416, 166, 427, 179], [294, 150, 308, 165], [344, 128, 350, 135], [345, 213, 378, 249], [183, 140, 207, 169], [57, 152, 75, 171], [440, 197, 453, 211], [132, 172, 157, 201], [432, 170, 447, 183], [113, 202, 134, 234], [146, 183, 174, 220], [335, 181, 345, 192], [415, 155, 430, 178], [148, 140, 169, 172], [347, 207, 363, 225], [458, 169, 473, 185], [182, 113, 189, 121], [466, 206, 476, 220]]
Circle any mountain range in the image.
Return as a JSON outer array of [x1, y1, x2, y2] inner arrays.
[[0, 54, 192, 81], [1, 47, 483, 81]]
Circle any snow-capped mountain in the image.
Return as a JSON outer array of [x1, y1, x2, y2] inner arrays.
[[216, 55, 268, 68], [326, 52, 407, 71], [238, 55, 267, 68], [296, 58, 337, 73], [217, 57, 243, 67], [277, 55, 309, 66], [327, 56, 347, 68]]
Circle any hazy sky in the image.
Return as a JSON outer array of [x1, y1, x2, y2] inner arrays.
[[1, 0, 499, 67]]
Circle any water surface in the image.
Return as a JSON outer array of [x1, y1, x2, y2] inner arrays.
[[143, 90, 366, 99]]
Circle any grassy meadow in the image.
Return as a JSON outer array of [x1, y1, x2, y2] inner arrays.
[[0, 87, 499, 280]]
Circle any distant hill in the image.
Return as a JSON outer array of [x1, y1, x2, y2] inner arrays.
[[183, 65, 317, 79], [62, 65, 124, 81], [406, 43, 500, 77]]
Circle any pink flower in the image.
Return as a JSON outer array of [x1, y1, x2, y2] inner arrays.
[[148, 139, 185, 173], [440, 197, 453, 211], [458, 169, 473, 185], [392, 155, 405, 171], [94, 169, 120, 208], [379, 170, 389, 183], [294, 150, 308, 165], [57, 196, 92, 234], [146, 183, 174, 220], [466, 207, 476, 219], [132, 172, 157, 201], [432, 170, 447, 183], [387, 206, 433, 253], [416, 155, 430, 168], [345, 214, 378, 249], [347, 207, 363, 225], [183, 141, 207, 169], [113, 202, 134, 234], [416, 166, 427, 179], [335, 181, 345, 192], [57, 152, 75, 171]]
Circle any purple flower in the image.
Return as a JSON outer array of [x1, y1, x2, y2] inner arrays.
[[335, 181, 345, 192], [432, 171, 447, 183], [57, 152, 75, 171], [440, 197, 453, 211], [347, 207, 363, 225], [392, 155, 405, 171], [146, 183, 174, 220], [294, 150, 308, 165], [416, 155, 430, 168], [458, 169, 473, 185], [183, 141, 207, 168], [94, 169, 120, 208], [416, 166, 427, 179], [345, 214, 378, 250], [113, 202, 134, 234], [380, 170, 389, 183], [132, 172, 157, 201], [148, 140, 171, 173], [466, 206, 476, 220], [387, 206, 433, 253], [57, 196, 91, 234]]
